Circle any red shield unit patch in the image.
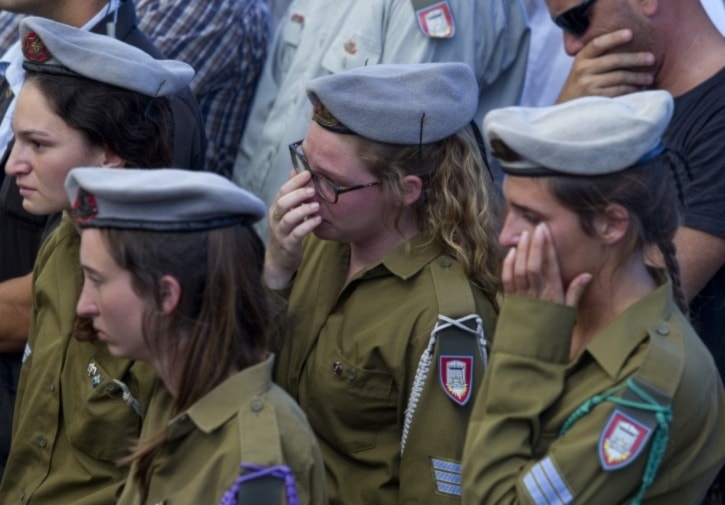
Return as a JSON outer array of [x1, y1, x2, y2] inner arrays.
[[415, 1, 456, 39], [439, 356, 472, 406], [599, 410, 653, 470]]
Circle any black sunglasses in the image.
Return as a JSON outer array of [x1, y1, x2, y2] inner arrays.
[[553, 0, 597, 36]]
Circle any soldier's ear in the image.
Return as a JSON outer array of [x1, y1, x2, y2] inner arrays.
[[99, 148, 124, 168], [159, 275, 181, 315], [401, 175, 423, 206], [595, 203, 630, 245]]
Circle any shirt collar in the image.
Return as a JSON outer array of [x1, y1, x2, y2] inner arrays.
[[169, 354, 275, 437], [584, 274, 675, 379], [360, 232, 443, 281]]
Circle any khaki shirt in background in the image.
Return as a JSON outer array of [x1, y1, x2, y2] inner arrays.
[[0, 214, 155, 504], [233, 0, 531, 238], [462, 279, 725, 504], [118, 356, 327, 505], [275, 233, 498, 504]]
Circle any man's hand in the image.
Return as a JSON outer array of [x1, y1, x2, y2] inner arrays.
[[557, 29, 655, 102]]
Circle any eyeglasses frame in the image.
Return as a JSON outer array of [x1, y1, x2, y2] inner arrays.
[[288, 139, 381, 204]]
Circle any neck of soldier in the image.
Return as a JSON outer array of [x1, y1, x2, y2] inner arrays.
[[653, 1, 725, 96], [346, 210, 420, 281], [151, 352, 181, 398], [569, 251, 656, 359]]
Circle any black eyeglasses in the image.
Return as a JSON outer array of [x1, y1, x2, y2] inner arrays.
[[288, 140, 380, 204], [553, 0, 597, 36]]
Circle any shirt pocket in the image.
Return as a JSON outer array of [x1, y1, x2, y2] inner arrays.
[[307, 348, 397, 454], [278, 8, 304, 72], [64, 356, 143, 461], [321, 26, 382, 74]]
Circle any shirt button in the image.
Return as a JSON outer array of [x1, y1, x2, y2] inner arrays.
[[438, 257, 452, 268], [250, 399, 264, 412], [36, 437, 47, 448], [656, 325, 669, 336], [346, 369, 357, 382], [49, 383, 55, 392]]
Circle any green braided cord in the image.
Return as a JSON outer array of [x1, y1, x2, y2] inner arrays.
[[559, 382, 628, 436], [557, 379, 673, 505], [626, 381, 673, 505]]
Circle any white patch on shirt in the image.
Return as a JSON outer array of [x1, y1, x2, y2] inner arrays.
[[523, 456, 574, 505], [431, 458, 462, 496]]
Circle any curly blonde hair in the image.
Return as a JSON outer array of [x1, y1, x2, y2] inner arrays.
[[350, 127, 502, 307]]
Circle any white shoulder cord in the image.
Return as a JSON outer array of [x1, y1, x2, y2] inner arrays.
[[401, 314, 486, 455], [112, 379, 143, 418]]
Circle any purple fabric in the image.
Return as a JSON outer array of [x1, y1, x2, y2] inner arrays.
[[218, 462, 299, 505]]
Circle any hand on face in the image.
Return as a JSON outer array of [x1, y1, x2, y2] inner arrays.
[[263, 169, 322, 289], [557, 29, 655, 103], [502, 223, 592, 307]]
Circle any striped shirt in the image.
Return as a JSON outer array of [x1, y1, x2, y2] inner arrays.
[[136, 0, 270, 177]]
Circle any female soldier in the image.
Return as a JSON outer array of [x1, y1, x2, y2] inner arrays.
[[68, 167, 326, 504], [265, 62, 501, 504], [0, 17, 192, 504], [462, 91, 725, 504]]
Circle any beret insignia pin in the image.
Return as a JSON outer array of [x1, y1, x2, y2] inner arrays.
[[489, 138, 522, 163], [22, 32, 51, 63], [72, 189, 99, 224], [312, 99, 344, 129]]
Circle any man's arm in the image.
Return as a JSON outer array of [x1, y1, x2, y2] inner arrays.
[[0, 272, 32, 352], [674, 226, 725, 301]]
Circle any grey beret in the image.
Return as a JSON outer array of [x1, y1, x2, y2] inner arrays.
[[306, 62, 478, 144], [20, 16, 193, 97], [65, 168, 266, 231], [483, 90, 674, 176]]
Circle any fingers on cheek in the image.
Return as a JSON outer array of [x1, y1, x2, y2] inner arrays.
[[293, 215, 321, 239], [513, 231, 530, 283], [502, 247, 516, 289]]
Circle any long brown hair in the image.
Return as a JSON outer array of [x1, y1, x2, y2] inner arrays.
[[545, 156, 687, 313], [25, 71, 173, 168], [97, 224, 271, 486]]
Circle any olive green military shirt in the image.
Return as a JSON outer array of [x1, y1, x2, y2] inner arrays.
[[0, 214, 155, 505], [462, 279, 725, 504], [274, 234, 498, 505], [118, 355, 327, 505]]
